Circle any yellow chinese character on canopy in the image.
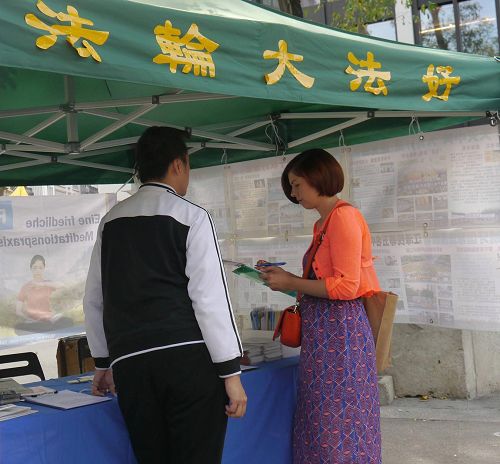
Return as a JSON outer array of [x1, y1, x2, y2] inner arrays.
[[263, 40, 315, 89], [422, 65, 461, 102], [153, 21, 219, 78], [25, 0, 109, 62], [345, 51, 391, 96]]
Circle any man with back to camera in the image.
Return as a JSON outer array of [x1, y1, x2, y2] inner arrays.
[[83, 126, 247, 463]]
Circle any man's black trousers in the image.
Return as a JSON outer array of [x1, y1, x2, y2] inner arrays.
[[113, 343, 229, 463]]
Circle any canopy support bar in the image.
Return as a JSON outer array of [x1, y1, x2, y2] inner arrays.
[[0, 130, 65, 152], [0, 112, 65, 156], [74, 93, 236, 110], [287, 116, 369, 149], [82, 108, 275, 150], [64, 76, 78, 144], [80, 104, 156, 150], [0, 160, 48, 172], [281, 110, 486, 120], [189, 119, 271, 155], [4, 150, 134, 174]]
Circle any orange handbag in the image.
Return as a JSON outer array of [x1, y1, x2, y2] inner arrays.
[[273, 302, 302, 347]]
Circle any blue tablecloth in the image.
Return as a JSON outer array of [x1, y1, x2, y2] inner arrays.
[[0, 357, 298, 464]]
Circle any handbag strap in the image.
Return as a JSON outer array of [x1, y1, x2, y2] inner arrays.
[[296, 201, 351, 302]]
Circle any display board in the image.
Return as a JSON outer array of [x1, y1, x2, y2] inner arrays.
[[188, 125, 500, 330]]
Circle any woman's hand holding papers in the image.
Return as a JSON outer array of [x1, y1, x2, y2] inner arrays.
[[92, 368, 116, 397], [256, 260, 297, 293], [224, 375, 247, 418]]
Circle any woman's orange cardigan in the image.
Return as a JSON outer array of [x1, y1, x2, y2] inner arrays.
[[309, 201, 381, 300]]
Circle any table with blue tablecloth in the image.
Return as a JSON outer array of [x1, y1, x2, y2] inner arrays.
[[0, 357, 299, 464]]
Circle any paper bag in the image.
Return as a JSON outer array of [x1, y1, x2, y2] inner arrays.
[[362, 291, 398, 372]]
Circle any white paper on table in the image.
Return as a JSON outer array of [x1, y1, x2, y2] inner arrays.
[[25, 389, 112, 410]]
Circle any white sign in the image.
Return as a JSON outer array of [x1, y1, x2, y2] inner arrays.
[[0, 194, 115, 347]]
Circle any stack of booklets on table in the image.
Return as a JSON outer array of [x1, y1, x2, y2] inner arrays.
[[243, 340, 283, 365], [242, 344, 265, 365], [0, 377, 39, 421], [263, 340, 283, 362], [0, 403, 37, 421], [0, 377, 33, 405]]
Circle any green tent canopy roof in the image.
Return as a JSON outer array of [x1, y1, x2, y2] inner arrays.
[[0, 0, 498, 186]]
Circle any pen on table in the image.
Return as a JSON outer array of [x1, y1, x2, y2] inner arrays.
[[255, 262, 287, 267], [31, 390, 58, 397]]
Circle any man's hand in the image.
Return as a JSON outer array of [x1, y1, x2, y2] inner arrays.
[[92, 368, 115, 397], [224, 375, 247, 418]]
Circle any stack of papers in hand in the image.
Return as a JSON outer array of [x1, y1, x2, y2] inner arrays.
[[0, 404, 37, 421]]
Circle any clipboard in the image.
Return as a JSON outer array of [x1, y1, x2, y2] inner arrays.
[[230, 263, 297, 298]]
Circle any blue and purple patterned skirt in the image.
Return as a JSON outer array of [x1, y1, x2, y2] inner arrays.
[[293, 295, 382, 464]]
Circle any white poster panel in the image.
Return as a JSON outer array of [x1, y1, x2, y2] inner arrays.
[[372, 229, 500, 330], [0, 194, 116, 347], [352, 125, 500, 329], [187, 126, 500, 330], [350, 125, 500, 229]]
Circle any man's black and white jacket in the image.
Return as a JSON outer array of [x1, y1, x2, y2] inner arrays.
[[83, 182, 243, 378]]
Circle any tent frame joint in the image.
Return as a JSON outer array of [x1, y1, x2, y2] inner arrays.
[[60, 103, 77, 113], [65, 142, 81, 155]]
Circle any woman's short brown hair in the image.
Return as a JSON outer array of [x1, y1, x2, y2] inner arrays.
[[281, 149, 344, 204]]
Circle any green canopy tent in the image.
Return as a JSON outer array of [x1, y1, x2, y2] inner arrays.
[[0, 0, 499, 186]]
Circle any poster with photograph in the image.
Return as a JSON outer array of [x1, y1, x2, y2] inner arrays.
[[0, 194, 115, 347]]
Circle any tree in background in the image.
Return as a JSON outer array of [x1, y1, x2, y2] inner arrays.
[[420, 2, 498, 56], [279, 1, 497, 56]]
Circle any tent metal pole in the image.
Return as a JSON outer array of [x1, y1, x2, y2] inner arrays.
[[82, 108, 274, 150], [0, 131, 65, 151], [4, 150, 134, 174], [281, 110, 486, 119], [0, 106, 61, 119], [64, 76, 78, 144], [26, 112, 66, 137], [189, 119, 271, 155], [375, 110, 485, 118], [56, 158, 134, 173], [80, 104, 156, 150], [77, 137, 139, 153], [68, 145, 136, 159], [4, 145, 63, 152], [0, 112, 65, 156], [75, 93, 236, 110], [192, 128, 273, 150], [287, 116, 369, 149], [0, 160, 48, 172], [187, 142, 270, 150]]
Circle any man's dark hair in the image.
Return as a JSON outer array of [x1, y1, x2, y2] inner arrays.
[[135, 127, 189, 183], [281, 148, 344, 204]]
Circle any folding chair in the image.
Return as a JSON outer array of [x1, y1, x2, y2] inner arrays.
[[0, 352, 45, 381]]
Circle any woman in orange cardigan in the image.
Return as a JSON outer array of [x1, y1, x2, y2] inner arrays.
[[259, 149, 382, 464]]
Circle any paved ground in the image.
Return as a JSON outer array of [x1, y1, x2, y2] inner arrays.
[[381, 395, 500, 464]]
